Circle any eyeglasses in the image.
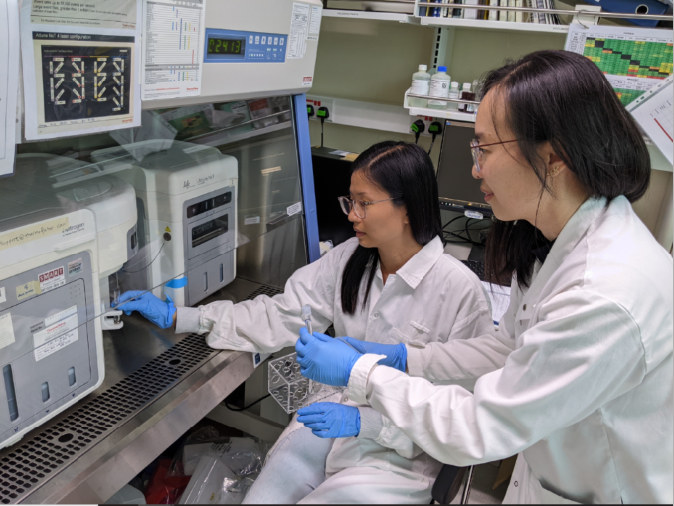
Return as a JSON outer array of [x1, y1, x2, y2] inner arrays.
[[470, 139, 518, 173], [338, 196, 395, 219]]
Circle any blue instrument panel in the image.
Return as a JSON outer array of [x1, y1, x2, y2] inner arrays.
[[203, 28, 288, 63]]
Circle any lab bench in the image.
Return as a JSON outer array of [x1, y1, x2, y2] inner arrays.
[[0, 278, 278, 504]]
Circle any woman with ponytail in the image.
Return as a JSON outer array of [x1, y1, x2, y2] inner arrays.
[[118, 141, 494, 503]]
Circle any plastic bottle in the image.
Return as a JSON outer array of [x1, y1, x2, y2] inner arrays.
[[428, 66, 451, 110], [409, 65, 431, 108], [447, 81, 460, 110], [458, 82, 474, 112]]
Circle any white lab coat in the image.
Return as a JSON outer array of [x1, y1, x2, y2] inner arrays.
[[347, 196, 673, 503], [176, 236, 495, 501]]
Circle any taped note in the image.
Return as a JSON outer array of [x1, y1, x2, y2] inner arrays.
[[0, 216, 70, 252], [288, 3, 309, 59]]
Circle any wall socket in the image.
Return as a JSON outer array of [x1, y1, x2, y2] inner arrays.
[[306, 96, 335, 122]]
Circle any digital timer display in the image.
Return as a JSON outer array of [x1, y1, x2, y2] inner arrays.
[[207, 37, 244, 55]]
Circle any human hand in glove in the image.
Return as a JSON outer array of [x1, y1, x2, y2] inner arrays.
[[297, 402, 361, 438], [112, 290, 176, 329], [341, 337, 407, 372], [295, 328, 362, 387]]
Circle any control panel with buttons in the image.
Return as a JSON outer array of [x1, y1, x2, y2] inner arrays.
[[204, 28, 288, 63]]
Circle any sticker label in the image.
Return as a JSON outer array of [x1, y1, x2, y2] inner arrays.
[[34, 306, 79, 362], [39, 267, 66, 293], [302, 76, 313, 87], [287, 202, 303, 217], [244, 216, 261, 226], [0, 313, 16, 351], [34, 330, 78, 362], [68, 258, 83, 277], [45, 305, 78, 327], [464, 210, 484, 220], [17, 281, 41, 301], [0, 287, 6, 304]]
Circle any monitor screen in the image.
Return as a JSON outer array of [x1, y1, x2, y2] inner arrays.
[[436, 120, 492, 217]]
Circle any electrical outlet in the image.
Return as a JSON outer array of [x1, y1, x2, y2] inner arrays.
[[306, 96, 334, 122]]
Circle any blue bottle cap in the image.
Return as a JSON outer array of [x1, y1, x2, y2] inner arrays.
[[438, 66, 447, 73]]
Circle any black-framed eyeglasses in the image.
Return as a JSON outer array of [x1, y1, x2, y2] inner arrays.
[[338, 196, 395, 219], [470, 138, 518, 173]]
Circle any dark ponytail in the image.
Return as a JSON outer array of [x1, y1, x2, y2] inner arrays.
[[341, 141, 442, 314], [481, 50, 651, 288]]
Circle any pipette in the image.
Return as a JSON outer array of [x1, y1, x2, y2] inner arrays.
[[301, 304, 359, 352], [302, 305, 313, 335]]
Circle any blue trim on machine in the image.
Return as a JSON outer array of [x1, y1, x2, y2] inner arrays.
[[294, 94, 321, 263]]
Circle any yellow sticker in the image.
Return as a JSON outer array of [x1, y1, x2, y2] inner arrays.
[[0, 217, 70, 252], [165, 226, 171, 233], [16, 281, 41, 301]]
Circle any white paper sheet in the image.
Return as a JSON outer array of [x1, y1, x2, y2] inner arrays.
[[565, 24, 673, 107], [288, 3, 310, 60], [141, 0, 206, 101], [0, 0, 20, 177], [627, 76, 673, 165], [20, 0, 142, 140]]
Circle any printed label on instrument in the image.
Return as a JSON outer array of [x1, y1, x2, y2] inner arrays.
[[302, 76, 313, 86], [287, 202, 303, 217], [0, 313, 16, 351], [68, 258, 83, 277], [16, 281, 41, 301], [244, 216, 261, 226], [464, 210, 484, 220], [34, 308, 79, 362], [39, 266, 66, 293], [0, 287, 6, 304], [45, 304, 78, 328]]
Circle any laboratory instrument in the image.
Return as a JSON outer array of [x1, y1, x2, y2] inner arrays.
[[91, 141, 238, 307], [0, 154, 138, 449]]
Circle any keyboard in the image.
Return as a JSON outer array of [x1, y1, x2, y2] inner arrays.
[[461, 259, 485, 281]]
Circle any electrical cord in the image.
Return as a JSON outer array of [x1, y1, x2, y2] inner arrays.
[[121, 241, 166, 273], [225, 393, 272, 412]]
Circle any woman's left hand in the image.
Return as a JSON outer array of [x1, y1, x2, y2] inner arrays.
[[295, 328, 362, 386], [297, 402, 361, 438]]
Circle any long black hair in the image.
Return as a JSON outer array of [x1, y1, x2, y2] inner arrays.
[[481, 50, 651, 289], [340, 141, 442, 314]]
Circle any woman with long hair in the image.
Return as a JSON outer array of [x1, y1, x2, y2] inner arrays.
[[115, 141, 495, 503], [296, 50, 673, 503]]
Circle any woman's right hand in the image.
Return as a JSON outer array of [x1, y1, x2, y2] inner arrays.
[[112, 290, 176, 329]]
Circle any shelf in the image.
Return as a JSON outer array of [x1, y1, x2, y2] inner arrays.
[[323, 9, 419, 23], [419, 16, 569, 33], [408, 104, 476, 121]]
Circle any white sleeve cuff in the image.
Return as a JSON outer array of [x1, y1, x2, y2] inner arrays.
[[347, 353, 386, 405], [405, 345, 426, 378], [175, 307, 203, 334], [357, 406, 384, 440]]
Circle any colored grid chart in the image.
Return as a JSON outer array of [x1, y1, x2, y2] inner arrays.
[[583, 39, 672, 80], [144, 0, 203, 84], [566, 25, 673, 106]]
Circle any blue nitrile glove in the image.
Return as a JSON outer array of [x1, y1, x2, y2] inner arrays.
[[295, 328, 362, 387], [342, 337, 408, 372], [111, 290, 176, 329], [297, 402, 361, 438]]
